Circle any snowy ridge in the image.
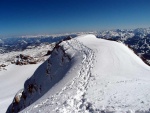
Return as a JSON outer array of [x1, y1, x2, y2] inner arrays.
[[19, 38, 95, 113], [78, 35, 150, 113], [6, 34, 150, 113]]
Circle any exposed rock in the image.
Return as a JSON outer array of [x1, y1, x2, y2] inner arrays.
[[63, 36, 72, 41], [14, 90, 23, 104], [0, 64, 6, 67], [44, 50, 52, 56], [14, 54, 37, 65]]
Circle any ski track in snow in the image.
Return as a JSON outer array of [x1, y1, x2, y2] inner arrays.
[[21, 39, 95, 113]]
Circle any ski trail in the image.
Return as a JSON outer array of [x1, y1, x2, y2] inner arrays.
[[22, 39, 95, 113]]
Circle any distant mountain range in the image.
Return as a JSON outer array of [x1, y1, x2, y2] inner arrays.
[[0, 34, 78, 53], [0, 27, 150, 64]]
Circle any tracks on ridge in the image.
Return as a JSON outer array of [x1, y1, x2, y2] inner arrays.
[[22, 39, 95, 113]]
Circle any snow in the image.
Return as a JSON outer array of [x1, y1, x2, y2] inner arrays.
[[78, 35, 150, 112], [0, 64, 41, 113], [3, 34, 150, 113], [0, 43, 53, 65], [0, 43, 53, 113]]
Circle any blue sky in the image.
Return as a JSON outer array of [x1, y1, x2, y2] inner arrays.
[[0, 0, 150, 36]]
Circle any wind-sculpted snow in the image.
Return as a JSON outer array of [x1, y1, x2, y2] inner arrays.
[[6, 41, 72, 113], [6, 34, 150, 113], [18, 39, 95, 113]]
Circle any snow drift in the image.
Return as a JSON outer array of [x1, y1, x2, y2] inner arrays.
[[6, 34, 150, 113]]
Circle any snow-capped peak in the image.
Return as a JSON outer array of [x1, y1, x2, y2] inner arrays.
[[6, 34, 150, 113]]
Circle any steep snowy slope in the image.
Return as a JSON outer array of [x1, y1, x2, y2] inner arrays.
[[7, 35, 150, 113], [0, 64, 41, 113], [0, 43, 53, 113]]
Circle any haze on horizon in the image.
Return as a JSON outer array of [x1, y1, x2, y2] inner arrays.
[[0, 0, 150, 36]]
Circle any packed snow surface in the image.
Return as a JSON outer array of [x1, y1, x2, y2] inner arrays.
[[78, 35, 150, 112], [4, 34, 150, 113]]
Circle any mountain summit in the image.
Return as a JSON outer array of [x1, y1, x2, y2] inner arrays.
[[7, 35, 150, 113]]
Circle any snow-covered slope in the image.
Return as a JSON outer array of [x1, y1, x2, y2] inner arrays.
[[0, 43, 53, 113], [95, 28, 150, 65], [0, 64, 41, 113], [6, 35, 150, 113], [78, 35, 150, 112]]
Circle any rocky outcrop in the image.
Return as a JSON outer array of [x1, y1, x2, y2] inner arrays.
[[0, 64, 7, 71], [0, 64, 6, 67], [13, 54, 37, 65]]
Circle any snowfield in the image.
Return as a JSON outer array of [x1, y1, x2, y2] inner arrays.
[[3, 34, 150, 113], [0, 64, 42, 113], [0, 44, 53, 113], [78, 35, 150, 112]]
